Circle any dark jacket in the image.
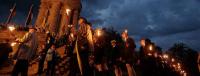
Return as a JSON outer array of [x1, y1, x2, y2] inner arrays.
[[121, 37, 136, 64]]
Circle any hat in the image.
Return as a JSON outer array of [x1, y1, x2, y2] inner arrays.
[[111, 40, 116, 43]]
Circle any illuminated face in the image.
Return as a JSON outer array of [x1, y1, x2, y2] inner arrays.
[[121, 32, 127, 39], [111, 42, 116, 47], [29, 29, 35, 33], [78, 19, 84, 25], [140, 39, 145, 47], [51, 45, 56, 50]]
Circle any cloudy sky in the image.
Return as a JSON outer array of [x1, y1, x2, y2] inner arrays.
[[0, 0, 200, 51]]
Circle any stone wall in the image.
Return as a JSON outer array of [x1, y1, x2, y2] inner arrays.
[[35, 0, 81, 37]]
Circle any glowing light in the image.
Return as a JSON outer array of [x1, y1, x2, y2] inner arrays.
[[184, 73, 187, 76], [70, 33, 74, 38], [171, 58, 175, 62], [8, 26, 15, 32], [181, 70, 185, 73], [154, 53, 158, 57], [11, 42, 17, 46], [124, 29, 128, 33], [147, 53, 152, 56], [96, 29, 102, 37], [177, 63, 181, 66], [66, 9, 71, 16], [149, 45, 153, 51], [177, 65, 181, 69], [163, 54, 169, 59], [68, 25, 73, 27], [172, 64, 176, 68]]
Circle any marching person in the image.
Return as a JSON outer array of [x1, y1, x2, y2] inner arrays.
[[45, 31, 55, 50], [46, 44, 59, 76], [12, 26, 38, 76], [75, 17, 93, 76], [139, 38, 158, 76], [110, 40, 122, 76], [0, 39, 13, 65], [37, 44, 46, 75], [120, 30, 136, 76]]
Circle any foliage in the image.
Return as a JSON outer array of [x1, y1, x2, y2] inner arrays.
[[168, 43, 199, 76]]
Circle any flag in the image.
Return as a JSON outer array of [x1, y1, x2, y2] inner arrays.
[[25, 4, 33, 26], [10, 8, 16, 17], [43, 9, 49, 29], [6, 3, 16, 24], [74, 37, 83, 75], [41, 17, 46, 29], [87, 25, 94, 52]]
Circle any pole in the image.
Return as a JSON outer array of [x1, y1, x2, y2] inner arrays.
[[6, 3, 16, 25], [25, 4, 33, 27]]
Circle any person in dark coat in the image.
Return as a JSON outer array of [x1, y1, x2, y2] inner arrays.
[[46, 44, 59, 76], [93, 42, 107, 76], [76, 17, 93, 76], [45, 31, 55, 50], [120, 30, 136, 76], [139, 38, 159, 76], [12, 27, 38, 76], [37, 44, 46, 75], [0, 39, 13, 65], [110, 40, 122, 76]]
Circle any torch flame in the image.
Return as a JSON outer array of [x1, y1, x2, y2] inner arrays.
[[96, 29, 102, 37], [163, 54, 169, 59], [11, 42, 16, 46], [149, 45, 153, 51], [171, 58, 175, 62], [8, 26, 15, 32], [124, 29, 128, 33], [66, 9, 71, 16], [70, 33, 74, 38]]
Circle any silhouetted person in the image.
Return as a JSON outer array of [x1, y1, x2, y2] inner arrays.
[[37, 44, 46, 75], [139, 38, 160, 76], [110, 40, 122, 76], [12, 27, 38, 76], [45, 31, 55, 50], [121, 31, 136, 76], [46, 44, 59, 76], [0, 39, 13, 66], [76, 17, 93, 76]]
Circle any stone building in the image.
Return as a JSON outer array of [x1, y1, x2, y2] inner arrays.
[[35, 0, 81, 37]]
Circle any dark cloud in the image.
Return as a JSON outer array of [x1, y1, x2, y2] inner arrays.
[[151, 29, 200, 51], [81, 0, 200, 50]]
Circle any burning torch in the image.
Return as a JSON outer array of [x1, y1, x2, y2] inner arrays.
[[8, 26, 17, 46]]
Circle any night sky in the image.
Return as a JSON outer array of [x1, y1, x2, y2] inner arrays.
[[0, 0, 200, 51]]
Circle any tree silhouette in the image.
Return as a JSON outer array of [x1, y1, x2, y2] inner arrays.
[[168, 43, 199, 76]]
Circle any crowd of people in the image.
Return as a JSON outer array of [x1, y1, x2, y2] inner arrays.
[[0, 17, 185, 76]]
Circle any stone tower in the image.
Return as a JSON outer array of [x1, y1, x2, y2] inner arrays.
[[35, 0, 81, 36]]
